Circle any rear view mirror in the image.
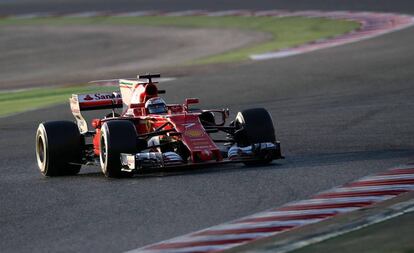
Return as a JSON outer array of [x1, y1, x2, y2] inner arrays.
[[185, 98, 199, 105]]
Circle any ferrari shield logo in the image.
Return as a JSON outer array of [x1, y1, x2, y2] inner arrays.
[[185, 129, 203, 137]]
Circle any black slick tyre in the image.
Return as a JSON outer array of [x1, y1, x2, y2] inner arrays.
[[35, 121, 82, 176], [234, 108, 276, 146], [233, 108, 277, 165], [100, 120, 137, 178]]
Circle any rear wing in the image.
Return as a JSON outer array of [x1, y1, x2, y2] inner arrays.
[[70, 92, 122, 133], [70, 92, 122, 111]]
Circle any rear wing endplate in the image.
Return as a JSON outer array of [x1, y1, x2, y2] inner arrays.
[[70, 92, 122, 133]]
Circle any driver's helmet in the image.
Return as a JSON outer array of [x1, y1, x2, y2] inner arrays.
[[145, 97, 167, 114]]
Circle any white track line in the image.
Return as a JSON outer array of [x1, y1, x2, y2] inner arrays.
[[329, 185, 414, 193], [195, 219, 322, 232], [134, 243, 245, 253], [238, 207, 359, 221], [359, 174, 414, 181]]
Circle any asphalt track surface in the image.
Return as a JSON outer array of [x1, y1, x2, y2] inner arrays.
[[1, 1, 414, 253]]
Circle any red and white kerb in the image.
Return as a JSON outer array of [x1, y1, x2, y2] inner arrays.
[[127, 166, 414, 253]]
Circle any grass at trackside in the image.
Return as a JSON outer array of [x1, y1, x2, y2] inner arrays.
[[0, 15, 360, 63], [0, 85, 116, 117], [292, 212, 414, 253]]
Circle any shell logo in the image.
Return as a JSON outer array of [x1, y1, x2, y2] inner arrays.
[[185, 129, 203, 137]]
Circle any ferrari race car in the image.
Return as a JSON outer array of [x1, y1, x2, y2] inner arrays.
[[35, 73, 283, 178]]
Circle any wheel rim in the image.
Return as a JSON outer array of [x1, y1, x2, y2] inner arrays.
[[36, 135, 46, 172], [99, 134, 107, 172]]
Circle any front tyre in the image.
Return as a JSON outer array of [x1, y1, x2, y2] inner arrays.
[[100, 120, 137, 178], [234, 108, 276, 146], [35, 121, 82, 176], [233, 108, 278, 165]]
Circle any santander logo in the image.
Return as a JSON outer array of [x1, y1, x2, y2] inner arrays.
[[81, 93, 122, 102], [84, 95, 94, 101]]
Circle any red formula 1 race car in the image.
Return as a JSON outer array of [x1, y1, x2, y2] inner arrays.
[[35, 74, 283, 178]]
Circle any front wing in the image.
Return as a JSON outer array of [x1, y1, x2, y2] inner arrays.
[[120, 142, 283, 173]]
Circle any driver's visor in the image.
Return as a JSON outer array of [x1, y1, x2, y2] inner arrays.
[[148, 103, 167, 114]]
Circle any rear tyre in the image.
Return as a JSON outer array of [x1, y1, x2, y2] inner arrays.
[[36, 121, 82, 176], [233, 108, 276, 165], [100, 120, 137, 178]]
